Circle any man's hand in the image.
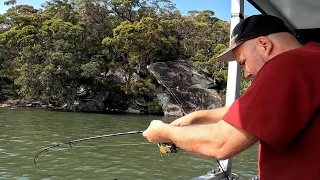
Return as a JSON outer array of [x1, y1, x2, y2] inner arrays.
[[170, 107, 230, 126], [170, 116, 194, 126], [143, 119, 258, 159], [143, 120, 171, 143]]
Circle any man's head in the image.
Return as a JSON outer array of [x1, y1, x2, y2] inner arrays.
[[218, 14, 302, 78]]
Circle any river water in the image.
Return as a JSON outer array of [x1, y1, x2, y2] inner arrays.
[[0, 108, 258, 180]]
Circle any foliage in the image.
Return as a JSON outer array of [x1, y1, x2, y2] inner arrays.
[[102, 17, 172, 94], [147, 100, 163, 115], [0, 0, 247, 112], [4, 0, 17, 6], [240, 76, 253, 95]]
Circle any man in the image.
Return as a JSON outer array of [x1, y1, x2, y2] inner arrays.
[[143, 14, 320, 179]]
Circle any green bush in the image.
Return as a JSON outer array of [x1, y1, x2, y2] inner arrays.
[[147, 100, 163, 115]]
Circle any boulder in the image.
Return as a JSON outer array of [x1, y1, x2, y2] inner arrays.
[[148, 60, 222, 116]]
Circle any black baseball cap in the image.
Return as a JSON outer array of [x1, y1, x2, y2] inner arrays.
[[218, 14, 293, 61]]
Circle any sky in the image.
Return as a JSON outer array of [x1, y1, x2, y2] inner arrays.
[[0, 0, 260, 21]]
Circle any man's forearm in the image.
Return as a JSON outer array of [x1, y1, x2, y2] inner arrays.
[[191, 106, 230, 124], [165, 123, 227, 159]]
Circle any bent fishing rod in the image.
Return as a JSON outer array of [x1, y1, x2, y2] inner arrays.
[[34, 130, 230, 180], [33, 130, 179, 170]]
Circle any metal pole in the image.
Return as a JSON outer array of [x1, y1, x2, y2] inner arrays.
[[192, 0, 243, 179], [219, 0, 244, 176]]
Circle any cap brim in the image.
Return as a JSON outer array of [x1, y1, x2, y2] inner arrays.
[[217, 42, 242, 61]]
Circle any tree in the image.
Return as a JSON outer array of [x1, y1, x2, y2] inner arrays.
[[0, 0, 236, 112], [102, 17, 172, 94], [5, 5, 38, 15], [4, 0, 17, 6], [43, 0, 78, 23]]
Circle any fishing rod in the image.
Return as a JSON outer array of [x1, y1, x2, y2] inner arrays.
[[34, 130, 179, 171], [34, 130, 144, 170], [34, 131, 231, 180], [34, 129, 230, 180], [34, 80, 231, 180]]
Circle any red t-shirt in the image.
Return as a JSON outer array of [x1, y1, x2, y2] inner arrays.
[[223, 42, 320, 180]]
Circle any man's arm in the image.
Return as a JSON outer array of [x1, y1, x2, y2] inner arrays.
[[170, 106, 230, 126], [143, 119, 258, 159]]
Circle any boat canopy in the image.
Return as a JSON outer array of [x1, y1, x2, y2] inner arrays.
[[248, 0, 320, 44]]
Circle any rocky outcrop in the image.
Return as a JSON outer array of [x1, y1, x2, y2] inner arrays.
[[75, 92, 110, 112], [73, 76, 130, 113], [148, 60, 222, 116], [1, 60, 222, 117]]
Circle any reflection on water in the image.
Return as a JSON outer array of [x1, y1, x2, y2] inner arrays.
[[0, 108, 257, 180]]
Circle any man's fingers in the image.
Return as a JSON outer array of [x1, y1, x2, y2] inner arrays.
[[142, 131, 147, 137], [170, 119, 182, 126], [170, 121, 177, 125]]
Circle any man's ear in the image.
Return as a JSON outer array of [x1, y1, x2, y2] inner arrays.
[[257, 36, 273, 56]]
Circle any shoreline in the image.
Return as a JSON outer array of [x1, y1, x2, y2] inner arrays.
[[0, 102, 55, 109], [0, 103, 167, 117]]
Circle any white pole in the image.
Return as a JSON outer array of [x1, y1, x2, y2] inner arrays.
[[226, 0, 243, 106], [219, 0, 244, 174]]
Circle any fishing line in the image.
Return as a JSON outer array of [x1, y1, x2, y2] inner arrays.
[[34, 130, 144, 170], [152, 72, 231, 180], [217, 160, 231, 180]]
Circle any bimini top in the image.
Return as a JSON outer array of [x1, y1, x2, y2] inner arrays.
[[248, 0, 320, 30], [250, 0, 320, 43]]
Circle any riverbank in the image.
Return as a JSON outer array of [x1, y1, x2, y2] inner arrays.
[[0, 100, 55, 109], [0, 61, 223, 117], [0, 100, 160, 115]]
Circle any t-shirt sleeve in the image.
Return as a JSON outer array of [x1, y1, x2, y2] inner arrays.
[[222, 57, 316, 151]]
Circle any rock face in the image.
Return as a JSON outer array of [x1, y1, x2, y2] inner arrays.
[[75, 91, 110, 112], [148, 60, 222, 116], [74, 76, 130, 113], [2, 60, 222, 117]]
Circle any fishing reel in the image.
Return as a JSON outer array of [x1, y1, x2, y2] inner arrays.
[[158, 142, 180, 154]]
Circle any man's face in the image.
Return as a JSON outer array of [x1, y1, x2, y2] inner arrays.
[[233, 39, 268, 78]]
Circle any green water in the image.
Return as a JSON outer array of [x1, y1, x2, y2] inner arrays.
[[0, 108, 258, 180]]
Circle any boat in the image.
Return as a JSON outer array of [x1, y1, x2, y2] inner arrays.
[[192, 0, 320, 179]]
